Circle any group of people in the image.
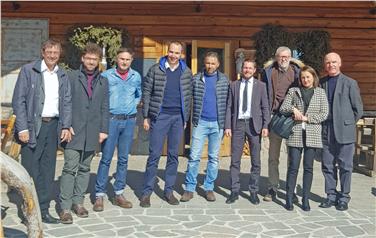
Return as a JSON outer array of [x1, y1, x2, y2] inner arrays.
[[12, 39, 363, 225]]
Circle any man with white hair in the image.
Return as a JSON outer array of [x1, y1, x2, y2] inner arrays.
[[319, 52, 363, 211], [261, 46, 301, 202]]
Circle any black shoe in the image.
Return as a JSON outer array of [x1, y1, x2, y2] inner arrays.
[[319, 199, 336, 208], [164, 193, 179, 205], [335, 201, 348, 211], [42, 212, 60, 224], [285, 200, 294, 211], [302, 200, 311, 212], [225, 192, 239, 204], [249, 192, 260, 205]]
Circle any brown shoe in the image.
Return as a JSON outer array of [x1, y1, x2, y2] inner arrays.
[[59, 210, 73, 224], [139, 195, 151, 208], [113, 194, 132, 208], [164, 193, 179, 205], [93, 196, 104, 212], [205, 191, 216, 202], [180, 191, 194, 202], [72, 204, 89, 218]]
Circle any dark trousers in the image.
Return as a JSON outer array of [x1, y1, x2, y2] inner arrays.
[[286, 143, 316, 203], [21, 119, 58, 214], [59, 149, 95, 210], [230, 119, 261, 193], [142, 113, 184, 196], [322, 122, 354, 203]]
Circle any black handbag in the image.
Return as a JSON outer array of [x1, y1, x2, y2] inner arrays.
[[270, 113, 294, 139]]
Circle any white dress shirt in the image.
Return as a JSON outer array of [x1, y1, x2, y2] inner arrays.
[[165, 61, 180, 72], [238, 77, 254, 119], [41, 60, 59, 117]]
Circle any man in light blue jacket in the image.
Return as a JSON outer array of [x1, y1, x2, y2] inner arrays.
[[93, 48, 142, 212]]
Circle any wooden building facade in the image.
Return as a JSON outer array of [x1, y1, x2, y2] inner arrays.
[[2, 1, 375, 155]]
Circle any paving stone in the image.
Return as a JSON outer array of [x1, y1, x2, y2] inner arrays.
[[173, 209, 204, 215], [81, 223, 114, 232], [228, 221, 255, 229], [288, 232, 311, 238], [116, 227, 136, 236], [200, 233, 237, 238], [237, 209, 266, 215], [170, 215, 191, 221], [97, 209, 122, 217], [302, 222, 325, 229], [238, 233, 258, 238], [289, 224, 313, 234], [134, 215, 180, 225], [337, 225, 365, 237], [133, 225, 152, 232], [63, 234, 95, 238], [195, 224, 240, 235], [170, 229, 201, 236], [182, 221, 207, 229], [151, 224, 185, 231], [262, 229, 295, 236], [359, 224, 376, 235], [122, 208, 146, 215], [145, 230, 178, 237], [283, 218, 306, 225], [45, 226, 84, 237], [269, 212, 301, 221], [112, 221, 140, 228], [146, 208, 172, 216], [214, 214, 242, 221], [93, 229, 118, 237], [298, 210, 329, 217], [190, 215, 213, 221], [311, 227, 342, 237], [75, 218, 104, 226], [238, 224, 264, 233], [205, 209, 236, 215], [130, 232, 150, 238], [315, 219, 351, 227], [242, 215, 272, 222], [302, 216, 336, 222], [104, 215, 136, 223], [349, 219, 373, 225], [262, 221, 290, 230]]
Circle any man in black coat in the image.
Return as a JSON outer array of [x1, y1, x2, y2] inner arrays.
[[12, 39, 72, 224], [59, 43, 109, 224]]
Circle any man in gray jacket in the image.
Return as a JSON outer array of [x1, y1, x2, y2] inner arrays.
[[180, 51, 228, 203], [319, 52, 363, 211], [12, 39, 72, 224], [59, 43, 109, 224], [140, 41, 192, 207]]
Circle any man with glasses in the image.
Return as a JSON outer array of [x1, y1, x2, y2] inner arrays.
[[261, 46, 301, 202], [59, 43, 109, 224]]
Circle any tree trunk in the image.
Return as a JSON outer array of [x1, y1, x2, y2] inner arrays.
[[0, 152, 43, 238]]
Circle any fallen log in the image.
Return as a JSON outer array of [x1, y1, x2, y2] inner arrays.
[[0, 151, 43, 238]]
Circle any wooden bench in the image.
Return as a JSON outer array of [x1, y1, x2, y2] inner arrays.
[[354, 118, 376, 177]]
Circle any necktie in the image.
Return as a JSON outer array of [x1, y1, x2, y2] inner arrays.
[[242, 80, 248, 113]]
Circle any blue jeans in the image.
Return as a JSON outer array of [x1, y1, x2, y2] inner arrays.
[[95, 117, 136, 197], [184, 119, 223, 192]]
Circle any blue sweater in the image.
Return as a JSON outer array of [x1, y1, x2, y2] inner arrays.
[[161, 68, 182, 114], [200, 72, 218, 122]]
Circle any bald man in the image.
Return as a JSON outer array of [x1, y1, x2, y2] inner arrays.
[[319, 52, 363, 211]]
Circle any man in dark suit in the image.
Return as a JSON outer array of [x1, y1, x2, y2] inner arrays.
[[224, 59, 270, 204], [319, 52, 363, 211], [12, 39, 72, 223], [59, 43, 109, 224]]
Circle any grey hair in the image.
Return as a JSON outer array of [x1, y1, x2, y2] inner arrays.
[[275, 46, 292, 57]]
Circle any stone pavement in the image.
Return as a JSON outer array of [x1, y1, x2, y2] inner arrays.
[[1, 148, 376, 237]]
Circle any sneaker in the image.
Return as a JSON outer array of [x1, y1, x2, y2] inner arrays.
[[263, 189, 276, 202]]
